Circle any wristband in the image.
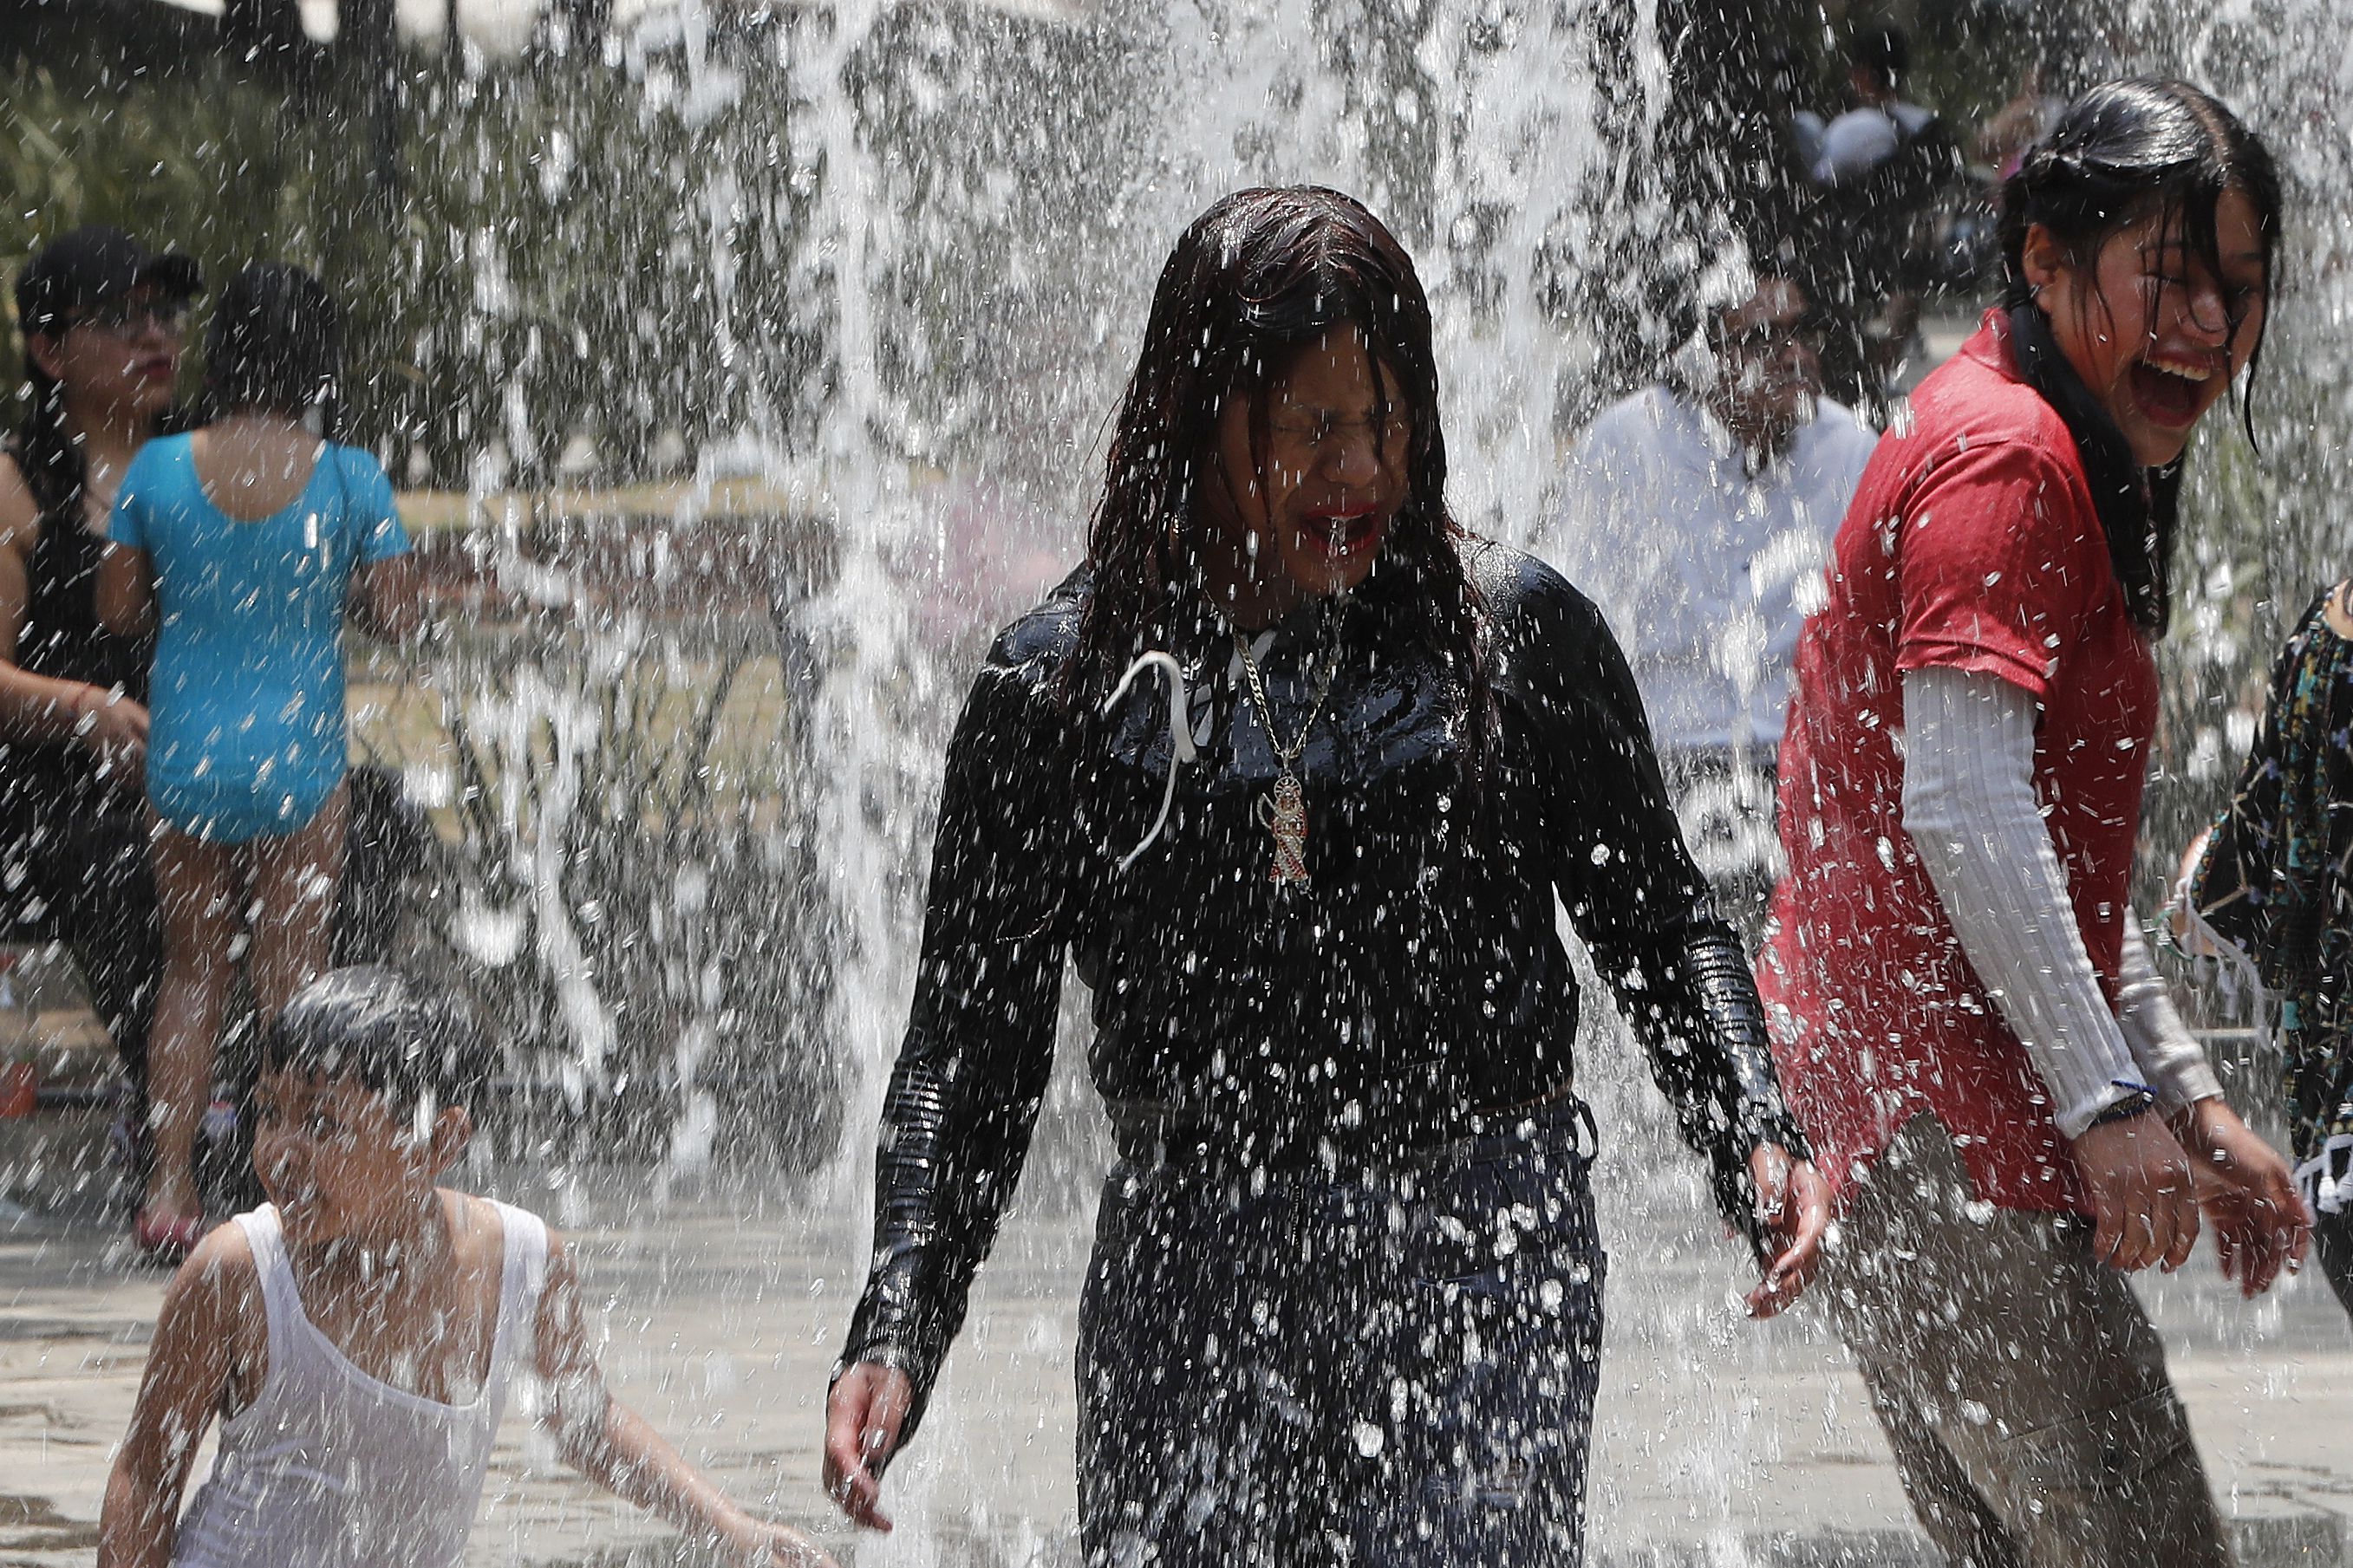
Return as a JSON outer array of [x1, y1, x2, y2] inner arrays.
[[2084, 1083, 2160, 1129]]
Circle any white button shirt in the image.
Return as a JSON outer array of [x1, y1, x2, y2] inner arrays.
[[1546, 386, 1877, 753]]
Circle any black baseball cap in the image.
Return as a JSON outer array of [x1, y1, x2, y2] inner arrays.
[[14, 226, 203, 337]]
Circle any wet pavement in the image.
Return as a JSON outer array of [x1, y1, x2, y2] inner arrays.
[[4, 1116, 2348, 1568]]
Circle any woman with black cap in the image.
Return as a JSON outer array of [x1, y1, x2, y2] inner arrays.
[[1, 225, 201, 1178], [822, 186, 1828, 1566], [99, 263, 420, 1259]]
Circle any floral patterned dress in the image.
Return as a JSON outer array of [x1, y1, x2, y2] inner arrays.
[[2193, 582, 2353, 1214]]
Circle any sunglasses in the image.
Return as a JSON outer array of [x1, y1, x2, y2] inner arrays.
[[64, 300, 192, 337]]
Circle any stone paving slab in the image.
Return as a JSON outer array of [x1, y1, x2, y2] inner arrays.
[[3, 1147, 2348, 1568]]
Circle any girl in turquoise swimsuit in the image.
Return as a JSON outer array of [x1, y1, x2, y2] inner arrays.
[[99, 264, 420, 1256]]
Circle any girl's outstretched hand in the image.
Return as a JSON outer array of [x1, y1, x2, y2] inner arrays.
[[1745, 1143, 1830, 1318], [824, 1361, 913, 1532], [2174, 1096, 2311, 1298]]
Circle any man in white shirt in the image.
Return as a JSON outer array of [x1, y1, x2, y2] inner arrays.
[[1548, 270, 1876, 936]]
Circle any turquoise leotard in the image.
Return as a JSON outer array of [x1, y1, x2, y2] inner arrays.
[[108, 435, 409, 843]]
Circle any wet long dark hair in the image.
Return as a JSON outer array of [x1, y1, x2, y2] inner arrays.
[[205, 263, 342, 436], [1067, 187, 1487, 753], [1998, 79, 2280, 637], [10, 357, 89, 522], [11, 344, 181, 524]]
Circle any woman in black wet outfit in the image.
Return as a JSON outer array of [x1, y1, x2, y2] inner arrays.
[[823, 187, 1828, 1566], [0, 229, 196, 1151]]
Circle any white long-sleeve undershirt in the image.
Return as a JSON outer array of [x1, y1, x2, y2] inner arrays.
[[2115, 904, 2224, 1113], [1900, 667, 2220, 1139]]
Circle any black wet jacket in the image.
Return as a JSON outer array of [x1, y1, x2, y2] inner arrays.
[[839, 543, 1805, 1429]]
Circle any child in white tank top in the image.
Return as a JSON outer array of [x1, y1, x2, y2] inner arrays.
[[98, 967, 838, 1568]]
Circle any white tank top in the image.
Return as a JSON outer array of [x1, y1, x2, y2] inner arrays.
[[172, 1200, 549, 1568]]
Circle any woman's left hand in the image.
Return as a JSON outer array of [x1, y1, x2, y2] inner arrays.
[[1744, 1142, 1830, 1319], [2174, 1096, 2311, 1298]]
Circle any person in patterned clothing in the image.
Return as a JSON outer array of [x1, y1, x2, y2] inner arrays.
[[2191, 579, 2353, 1324]]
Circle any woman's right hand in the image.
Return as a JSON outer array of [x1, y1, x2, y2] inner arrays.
[[74, 688, 148, 774], [2070, 1109, 2200, 1272], [823, 1362, 913, 1532]]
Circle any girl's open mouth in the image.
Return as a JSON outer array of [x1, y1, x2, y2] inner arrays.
[[2129, 355, 2217, 429], [1301, 508, 1382, 563]]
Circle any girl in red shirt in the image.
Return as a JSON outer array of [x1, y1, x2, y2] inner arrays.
[[1764, 79, 2308, 1568]]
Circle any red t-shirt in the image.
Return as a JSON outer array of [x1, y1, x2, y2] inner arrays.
[[1760, 311, 2158, 1216]]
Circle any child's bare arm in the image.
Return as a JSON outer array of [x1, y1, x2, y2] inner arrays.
[[349, 556, 425, 644], [94, 543, 154, 640], [534, 1234, 837, 1568], [100, 1227, 253, 1568]]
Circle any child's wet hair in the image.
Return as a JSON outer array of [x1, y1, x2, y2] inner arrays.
[[264, 966, 496, 1115], [205, 261, 341, 427]]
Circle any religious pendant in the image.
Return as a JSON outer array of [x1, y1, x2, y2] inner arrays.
[[1258, 771, 1311, 888]]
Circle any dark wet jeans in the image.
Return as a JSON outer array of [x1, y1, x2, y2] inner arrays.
[[1076, 1098, 1605, 1568]]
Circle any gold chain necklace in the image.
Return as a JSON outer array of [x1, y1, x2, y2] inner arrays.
[[1229, 619, 1336, 889]]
